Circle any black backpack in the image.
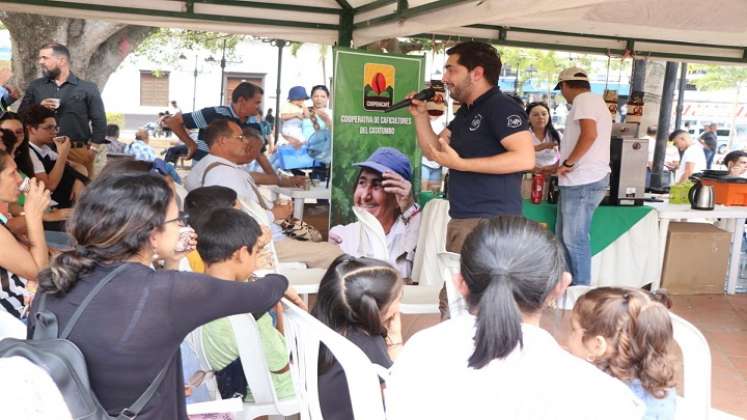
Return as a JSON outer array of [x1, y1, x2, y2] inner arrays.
[[0, 265, 174, 419]]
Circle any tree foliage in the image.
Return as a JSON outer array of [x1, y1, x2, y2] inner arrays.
[[690, 64, 747, 92], [133, 28, 246, 70]]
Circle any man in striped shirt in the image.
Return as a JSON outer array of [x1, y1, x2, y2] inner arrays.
[[163, 82, 264, 162]]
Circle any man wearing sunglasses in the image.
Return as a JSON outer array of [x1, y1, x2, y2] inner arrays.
[[185, 119, 342, 269]]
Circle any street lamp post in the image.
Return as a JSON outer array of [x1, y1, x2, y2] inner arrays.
[[179, 53, 200, 111]]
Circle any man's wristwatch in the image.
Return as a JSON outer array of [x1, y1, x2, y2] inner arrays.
[[562, 159, 575, 168]]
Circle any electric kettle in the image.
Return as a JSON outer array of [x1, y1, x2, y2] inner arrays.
[[688, 181, 715, 210]]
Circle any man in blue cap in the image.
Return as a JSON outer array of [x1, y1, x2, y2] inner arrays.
[[329, 147, 421, 279]]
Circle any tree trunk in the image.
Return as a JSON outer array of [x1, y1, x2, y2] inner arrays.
[[0, 13, 156, 97]]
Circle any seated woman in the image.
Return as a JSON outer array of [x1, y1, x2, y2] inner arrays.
[[0, 119, 71, 236], [22, 104, 87, 209], [569, 287, 676, 420], [328, 147, 420, 280], [386, 217, 645, 420], [28, 171, 290, 419], [0, 150, 50, 319], [312, 254, 403, 420]]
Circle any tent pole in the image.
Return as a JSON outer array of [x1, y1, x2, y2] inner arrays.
[[274, 40, 286, 149], [630, 59, 646, 93], [675, 62, 688, 130], [651, 61, 679, 190]]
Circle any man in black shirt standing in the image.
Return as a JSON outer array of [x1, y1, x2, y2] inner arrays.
[[19, 42, 107, 177], [409, 41, 534, 317], [699, 123, 718, 169]]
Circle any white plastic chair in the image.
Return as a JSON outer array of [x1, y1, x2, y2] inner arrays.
[[281, 299, 387, 420], [411, 199, 450, 286], [555, 285, 594, 310], [0, 311, 26, 339], [437, 251, 468, 317], [228, 314, 299, 419], [187, 315, 300, 420]]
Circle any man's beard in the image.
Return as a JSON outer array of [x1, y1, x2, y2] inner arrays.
[[42, 66, 61, 79], [447, 77, 472, 103]]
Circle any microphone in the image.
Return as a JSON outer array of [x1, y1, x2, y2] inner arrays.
[[384, 88, 436, 113]]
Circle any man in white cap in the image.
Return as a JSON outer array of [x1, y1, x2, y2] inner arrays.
[[554, 67, 612, 286]]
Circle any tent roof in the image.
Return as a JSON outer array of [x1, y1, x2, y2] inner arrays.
[[2, 0, 746, 63]]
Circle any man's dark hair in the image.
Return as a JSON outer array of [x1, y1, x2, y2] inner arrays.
[[196, 208, 262, 264], [668, 129, 688, 142], [241, 126, 263, 141], [723, 150, 747, 166], [564, 80, 591, 90], [21, 104, 56, 128], [184, 185, 238, 229], [311, 85, 330, 97], [646, 126, 657, 136], [446, 41, 502, 85], [205, 118, 236, 148], [106, 124, 120, 138], [40, 42, 71, 60], [232, 82, 264, 103]]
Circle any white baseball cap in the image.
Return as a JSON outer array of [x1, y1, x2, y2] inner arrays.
[[553, 67, 590, 90]]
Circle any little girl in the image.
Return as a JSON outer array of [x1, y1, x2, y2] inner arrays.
[[311, 254, 403, 420], [568, 287, 676, 420]]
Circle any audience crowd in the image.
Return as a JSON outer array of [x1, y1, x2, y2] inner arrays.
[[0, 39, 699, 420]]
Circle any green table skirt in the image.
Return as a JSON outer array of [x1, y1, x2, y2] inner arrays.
[[522, 200, 654, 255]]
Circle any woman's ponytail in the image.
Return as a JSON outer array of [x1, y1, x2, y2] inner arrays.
[[469, 274, 523, 368], [460, 217, 566, 368], [358, 292, 387, 337], [38, 246, 99, 295], [634, 303, 676, 398]]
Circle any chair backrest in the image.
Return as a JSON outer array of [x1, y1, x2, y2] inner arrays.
[[228, 314, 299, 416], [184, 329, 222, 401], [412, 199, 450, 286], [437, 251, 468, 317], [0, 311, 26, 340], [352, 206, 389, 261], [282, 299, 387, 420], [670, 311, 711, 419], [555, 285, 594, 310]]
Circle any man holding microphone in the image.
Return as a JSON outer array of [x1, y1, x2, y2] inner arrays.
[[408, 41, 534, 318]]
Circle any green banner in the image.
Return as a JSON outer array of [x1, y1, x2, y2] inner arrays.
[[330, 48, 425, 227]]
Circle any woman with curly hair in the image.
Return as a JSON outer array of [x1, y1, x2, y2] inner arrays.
[[569, 287, 676, 419]]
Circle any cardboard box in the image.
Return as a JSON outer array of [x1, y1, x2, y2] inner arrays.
[[661, 222, 730, 294]]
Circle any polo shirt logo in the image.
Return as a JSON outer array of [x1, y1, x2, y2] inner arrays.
[[507, 114, 522, 129], [469, 114, 483, 131]]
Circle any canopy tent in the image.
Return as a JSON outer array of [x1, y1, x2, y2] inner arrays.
[[2, 0, 747, 64]]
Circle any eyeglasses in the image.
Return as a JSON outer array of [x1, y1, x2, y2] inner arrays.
[[40, 124, 59, 131], [163, 211, 190, 227], [229, 134, 249, 143]]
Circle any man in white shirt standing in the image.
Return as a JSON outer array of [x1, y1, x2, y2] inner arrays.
[[185, 119, 341, 269], [669, 129, 707, 184], [554, 67, 612, 286]]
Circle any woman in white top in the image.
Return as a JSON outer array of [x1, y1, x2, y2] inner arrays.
[[527, 102, 561, 173], [386, 217, 645, 420], [0, 149, 50, 319], [328, 147, 420, 280]]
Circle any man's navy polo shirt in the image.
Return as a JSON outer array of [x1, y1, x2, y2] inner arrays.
[[446, 86, 529, 219], [183, 105, 261, 152]]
